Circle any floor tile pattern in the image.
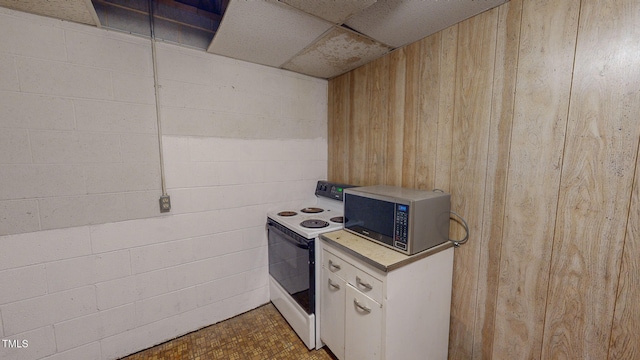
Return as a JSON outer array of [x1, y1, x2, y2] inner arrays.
[[121, 303, 337, 360]]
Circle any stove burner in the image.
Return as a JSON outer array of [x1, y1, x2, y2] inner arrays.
[[301, 207, 324, 213], [300, 219, 329, 228], [330, 216, 345, 224], [277, 211, 297, 217]]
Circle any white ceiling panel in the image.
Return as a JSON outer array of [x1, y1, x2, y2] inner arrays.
[[279, 0, 377, 24], [0, 0, 99, 25], [207, 0, 333, 67], [282, 26, 391, 79], [345, 0, 508, 48]]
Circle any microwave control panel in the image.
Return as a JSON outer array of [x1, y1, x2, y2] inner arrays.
[[394, 204, 410, 251]]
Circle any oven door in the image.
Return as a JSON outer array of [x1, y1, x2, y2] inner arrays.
[[267, 219, 315, 314]]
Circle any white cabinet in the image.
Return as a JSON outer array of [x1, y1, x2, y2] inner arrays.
[[320, 268, 346, 360], [321, 247, 383, 360], [345, 283, 382, 360], [320, 232, 454, 360]]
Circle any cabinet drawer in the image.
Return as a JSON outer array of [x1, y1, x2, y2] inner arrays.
[[347, 268, 383, 304], [323, 249, 383, 304], [322, 249, 354, 280]]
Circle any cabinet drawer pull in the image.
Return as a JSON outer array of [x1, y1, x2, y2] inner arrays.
[[328, 279, 340, 290], [328, 260, 341, 271], [356, 276, 372, 290], [354, 299, 371, 313]]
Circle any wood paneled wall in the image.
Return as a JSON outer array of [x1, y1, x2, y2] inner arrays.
[[327, 0, 640, 358]]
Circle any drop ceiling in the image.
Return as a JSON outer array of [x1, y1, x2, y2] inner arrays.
[[0, 0, 508, 79]]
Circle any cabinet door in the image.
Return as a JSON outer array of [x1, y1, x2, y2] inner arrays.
[[321, 268, 346, 360], [345, 284, 382, 360]]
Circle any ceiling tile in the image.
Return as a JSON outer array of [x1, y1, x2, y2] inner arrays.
[[279, 0, 377, 24], [207, 0, 333, 67], [282, 26, 391, 79], [345, 0, 508, 48], [0, 0, 99, 25]]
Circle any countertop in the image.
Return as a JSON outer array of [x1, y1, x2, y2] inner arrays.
[[320, 229, 454, 272]]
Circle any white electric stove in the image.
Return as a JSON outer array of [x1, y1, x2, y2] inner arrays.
[[266, 180, 355, 350]]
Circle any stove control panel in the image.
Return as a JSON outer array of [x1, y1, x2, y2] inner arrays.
[[315, 180, 357, 201]]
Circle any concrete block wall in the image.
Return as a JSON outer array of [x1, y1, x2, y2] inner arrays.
[[0, 7, 328, 360], [0, 7, 159, 236]]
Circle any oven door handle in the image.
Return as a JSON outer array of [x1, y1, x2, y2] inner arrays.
[[267, 222, 310, 250]]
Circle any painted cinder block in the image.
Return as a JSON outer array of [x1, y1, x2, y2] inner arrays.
[[38, 194, 129, 230], [0, 164, 87, 201], [99, 324, 151, 360], [0, 227, 91, 271], [16, 57, 112, 100], [90, 211, 219, 254], [0, 14, 66, 61], [54, 304, 136, 352], [0, 200, 40, 236], [165, 257, 220, 292], [191, 233, 232, 261], [0, 92, 75, 131], [159, 107, 214, 137], [245, 266, 269, 291], [0, 265, 47, 305], [95, 277, 136, 311], [111, 72, 155, 105], [195, 273, 245, 307], [123, 190, 163, 220], [134, 270, 170, 300], [0, 286, 97, 336], [65, 29, 151, 75], [39, 342, 101, 360], [129, 238, 195, 274], [0, 129, 31, 164], [120, 133, 161, 163], [84, 162, 161, 194], [29, 130, 122, 164], [156, 43, 211, 85], [46, 250, 131, 293], [74, 100, 157, 134], [0, 326, 57, 360], [159, 79, 215, 110], [158, 136, 190, 163], [0, 53, 19, 91], [134, 287, 198, 325]]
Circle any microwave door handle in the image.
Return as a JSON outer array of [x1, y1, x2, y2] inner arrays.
[[267, 223, 309, 250]]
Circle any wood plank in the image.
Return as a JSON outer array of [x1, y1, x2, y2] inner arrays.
[[472, 1, 522, 359], [401, 41, 421, 188], [434, 25, 457, 192], [542, 0, 640, 357], [348, 65, 370, 185], [610, 153, 640, 358], [327, 73, 351, 183], [447, 9, 498, 360], [491, 0, 580, 358], [385, 48, 406, 187], [414, 34, 440, 191], [366, 56, 389, 186]]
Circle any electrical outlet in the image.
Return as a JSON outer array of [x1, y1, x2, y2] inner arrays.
[[159, 195, 171, 213]]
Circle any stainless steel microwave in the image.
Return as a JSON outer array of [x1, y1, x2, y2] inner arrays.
[[344, 185, 450, 255]]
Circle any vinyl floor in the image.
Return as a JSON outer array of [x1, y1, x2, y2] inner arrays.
[[121, 303, 337, 360]]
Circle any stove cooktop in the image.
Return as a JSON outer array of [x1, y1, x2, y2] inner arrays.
[[266, 180, 356, 239], [267, 203, 344, 239]]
